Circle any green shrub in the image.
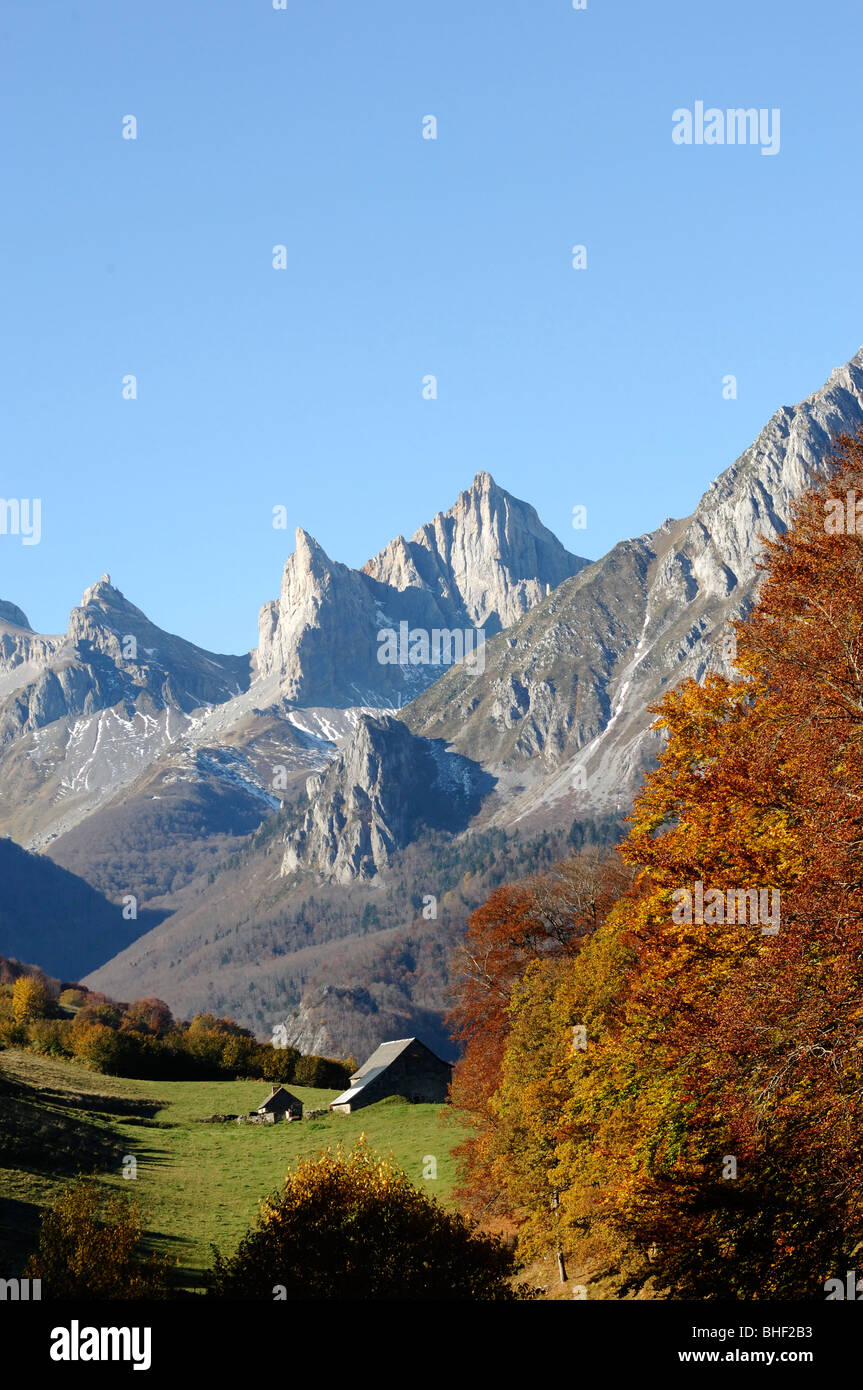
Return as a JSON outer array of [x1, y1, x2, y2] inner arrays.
[[209, 1139, 527, 1300], [25, 1177, 171, 1298], [0, 1017, 27, 1048], [59, 988, 88, 1009], [28, 1018, 74, 1058]]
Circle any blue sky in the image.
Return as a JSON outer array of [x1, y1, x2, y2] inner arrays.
[[2, 0, 863, 652]]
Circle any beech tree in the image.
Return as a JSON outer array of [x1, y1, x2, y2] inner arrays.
[[457, 431, 863, 1297], [448, 849, 632, 1214]]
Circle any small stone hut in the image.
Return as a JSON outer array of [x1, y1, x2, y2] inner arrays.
[[257, 1085, 303, 1121], [329, 1037, 452, 1114]]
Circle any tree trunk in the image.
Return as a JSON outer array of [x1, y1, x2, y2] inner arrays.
[[551, 1188, 567, 1283]]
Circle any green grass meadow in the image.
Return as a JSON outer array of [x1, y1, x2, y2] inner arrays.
[[0, 1048, 467, 1291]]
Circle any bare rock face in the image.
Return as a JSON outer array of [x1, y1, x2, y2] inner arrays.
[[281, 713, 492, 883], [65, 576, 250, 713], [0, 602, 64, 704], [0, 601, 32, 631], [363, 470, 587, 633], [404, 348, 863, 822], [0, 576, 250, 746], [255, 475, 587, 708], [280, 982, 454, 1063], [254, 528, 454, 706], [281, 984, 381, 1057], [667, 354, 863, 606], [255, 530, 404, 705]]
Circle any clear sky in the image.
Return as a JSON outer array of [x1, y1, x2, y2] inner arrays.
[[2, 0, 863, 653]]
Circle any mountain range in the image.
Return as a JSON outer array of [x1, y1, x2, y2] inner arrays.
[[3, 347, 863, 1054]]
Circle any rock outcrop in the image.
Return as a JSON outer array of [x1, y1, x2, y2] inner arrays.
[[0, 601, 32, 631], [256, 474, 588, 707], [0, 575, 251, 748], [404, 349, 863, 822], [362, 470, 586, 632], [281, 713, 492, 882]]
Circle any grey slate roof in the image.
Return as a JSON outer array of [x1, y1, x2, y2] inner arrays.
[[350, 1037, 416, 1085], [330, 1037, 450, 1109], [258, 1085, 301, 1110]]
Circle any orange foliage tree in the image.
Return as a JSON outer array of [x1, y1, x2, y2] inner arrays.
[[454, 431, 863, 1297], [447, 849, 633, 1214], [588, 431, 863, 1295]]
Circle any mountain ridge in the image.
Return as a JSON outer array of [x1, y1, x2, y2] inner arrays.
[[84, 344, 863, 1049], [0, 473, 583, 883]]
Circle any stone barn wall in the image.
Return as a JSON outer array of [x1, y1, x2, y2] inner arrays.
[[353, 1041, 452, 1110]]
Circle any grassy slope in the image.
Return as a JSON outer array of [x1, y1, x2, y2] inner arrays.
[[0, 1049, 467, 1291]]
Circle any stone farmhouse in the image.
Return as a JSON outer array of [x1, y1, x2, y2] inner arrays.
[[256, 1085, 303, 1121], [329, 1037, 452, 1114]]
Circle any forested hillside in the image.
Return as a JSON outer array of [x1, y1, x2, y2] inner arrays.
[[448, 434, 863, 1300]]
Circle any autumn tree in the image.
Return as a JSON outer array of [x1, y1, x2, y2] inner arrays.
[[121, 998, 174, 1036], [71, 1022, 133, 1073], [12, 975, 51, 1024], [76, 1000, 123, 1030], [448, 848, 633, 1213], [186, 1012, 252, 1037], [549, 430, 863, 1296], [462, 430, 863, 1297], [25, 1177, 171, 1298], [489, 899, 639, 1284], [58, 988, 88, 1008], [209, 1139, 527, 1300]]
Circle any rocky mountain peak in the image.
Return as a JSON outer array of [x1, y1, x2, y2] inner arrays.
[[80, 573, 116, 605], [0, 573, 251, 756], [0, 600, 32, 631], [281, 712, 492, 883], [291, 528, 331, 576], [255, 474, 585, 705], [404, 343, 863, 827], [74, 576, 151, 635], [363, 470, 588, 634], [467, 469, 496, 496]]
